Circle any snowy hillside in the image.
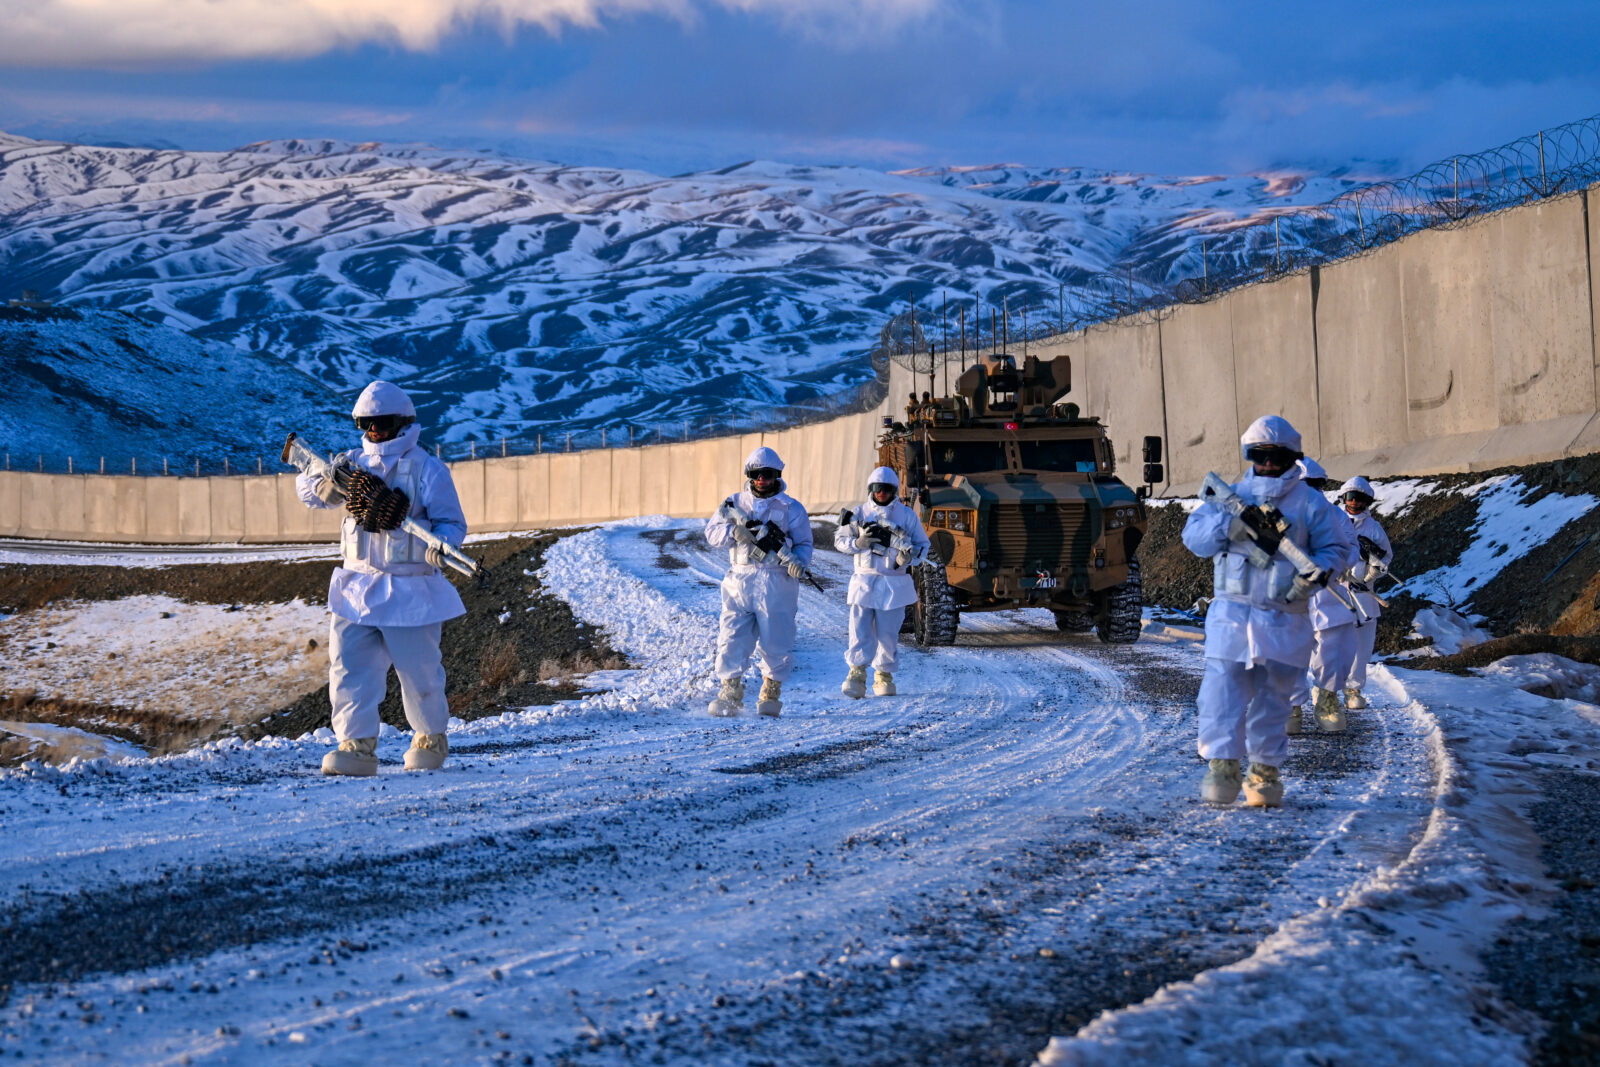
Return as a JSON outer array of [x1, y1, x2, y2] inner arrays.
[[0, 306, 349, 472], [0, 133, 1364, 450]]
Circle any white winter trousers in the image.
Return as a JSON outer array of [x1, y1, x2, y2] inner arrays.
[[715, 567, 799, 682], [1305, 621, 1376, 696], [328, 615, 449, 741], [845, 605, 906, 672], [1197, 657, 1300, 766]]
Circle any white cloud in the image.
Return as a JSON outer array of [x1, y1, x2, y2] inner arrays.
[[0, 0, 941, 66]]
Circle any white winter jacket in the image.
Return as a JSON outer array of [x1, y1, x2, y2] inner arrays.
[[1311, 509, 1392, 630], [1182, 470, 1352, 668], [704, 485, 814, 572], [833, 498, 931, 610], [296, 424, 468, 628]]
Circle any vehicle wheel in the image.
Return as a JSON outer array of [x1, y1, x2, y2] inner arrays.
[[1052, 610, 1095, 633], [909, 560, 960, 647], [1095, 557, 1142, 644]]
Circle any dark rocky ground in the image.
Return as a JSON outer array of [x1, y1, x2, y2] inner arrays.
[[1483, 769, 1600, 1066]]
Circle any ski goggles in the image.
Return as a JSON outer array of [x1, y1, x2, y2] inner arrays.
[[1243, 445, 1301, 467], [355, 414, 413, 433], [868, 482, 897, 497], [746, 467, 782, 482], [1341, 493, 1374, 510]]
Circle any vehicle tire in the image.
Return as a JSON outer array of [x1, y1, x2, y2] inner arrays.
[[909, 560, 960, 647], [1095, 557, 1142, 644], [1052, 610, 1095, 633]]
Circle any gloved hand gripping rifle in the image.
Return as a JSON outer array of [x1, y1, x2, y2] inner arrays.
[[281, 433, 482, 581], [719, 499, 823, 591], [1199, 471, 1360, 614], [1357, 534, 1405, 595], [839, 509, 927, 569]]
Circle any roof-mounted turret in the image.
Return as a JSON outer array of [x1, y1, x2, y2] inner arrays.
[[954, 353, 1072, 420]]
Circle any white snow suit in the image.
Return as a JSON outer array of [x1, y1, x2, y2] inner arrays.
[[297, 422, 467, 741], [1183, 470, 1352, 764], [834, 496, 931, 673], [1309, 506, 1391, 694], [705, 483, 814, 683]]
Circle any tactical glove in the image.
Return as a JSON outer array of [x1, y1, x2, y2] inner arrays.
[[785, 559, 805, 580], [311, 474, 342, 506], [866, 522, 893, 548], [1287, 568, 1329, 603], [425, 545, 446, 569], [1357, 534, 1386, 562]]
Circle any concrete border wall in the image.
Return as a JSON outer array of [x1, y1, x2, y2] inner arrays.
[[4, 184, 1600, 543]]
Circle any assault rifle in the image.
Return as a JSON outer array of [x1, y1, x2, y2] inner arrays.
[[281, 432, 482, 581], [717, 498, 823, 591], [838, 509, 927, 569], [1199, 471, 1361, 614]]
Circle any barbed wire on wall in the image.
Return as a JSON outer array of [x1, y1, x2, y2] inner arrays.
[[942, 112, 1600, 344]]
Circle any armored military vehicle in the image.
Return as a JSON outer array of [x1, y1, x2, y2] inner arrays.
[[879, 351, 1162, 646]]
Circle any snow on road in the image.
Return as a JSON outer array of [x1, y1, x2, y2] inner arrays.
[[0, 518, 1571, 1064]]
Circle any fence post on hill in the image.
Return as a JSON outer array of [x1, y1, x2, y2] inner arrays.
[[501, 437, 506, 458], [469, 441, 475, 460], [537, 434, 542, 454], [67, 456, 72, 474], [100, 457, 104, 474], [223, 457, 229, 475], [163, 457, 167, 475], [195, 458, 200, 477]]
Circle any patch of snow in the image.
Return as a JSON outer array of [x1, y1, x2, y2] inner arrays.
[[1474, 652, 1600, 703], [0, 595, 328, 727], [1406, 606, 1493, 657]]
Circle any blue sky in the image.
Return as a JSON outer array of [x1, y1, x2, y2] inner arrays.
[[0, 1, 1595, 176]]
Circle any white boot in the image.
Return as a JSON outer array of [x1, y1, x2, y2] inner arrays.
[[1286, 705, 1303, 736], [322, 737, 378, 777], [841, 666, 867, 700], [757, 677, 783, 718], [1243, 762, 1284, 807], [403, 732, 448, 771], [873, 670, 896, 697], [708, 677, 744, 717], [1313, 686, 1346, 733], [1200, 758, 1241, 805], [1343, 687, 1369, 710]]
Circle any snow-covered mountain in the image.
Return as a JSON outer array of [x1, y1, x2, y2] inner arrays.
[[0, 305, 348, 473], [0, 133, 1367, 450]]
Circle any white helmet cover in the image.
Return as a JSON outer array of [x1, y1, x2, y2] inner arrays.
[[1340, 475, 1376, 499], [1240, 414, 1303, 457], [1295, 457, 1327, 481], [352, 380, 416, 419], [743, 446, 784, 473], [867, 466, 900, 489]]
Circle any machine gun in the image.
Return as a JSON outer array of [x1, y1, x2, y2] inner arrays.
[[718, 498, 823, 591], [281, 432, 482, 581], [838, 509, 927, 569], [1199, 472, 1363, 616]]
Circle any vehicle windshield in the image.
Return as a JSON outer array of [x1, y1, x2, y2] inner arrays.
[[1016, 439, 1099, 473], [927, 440, 1010, 475]]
